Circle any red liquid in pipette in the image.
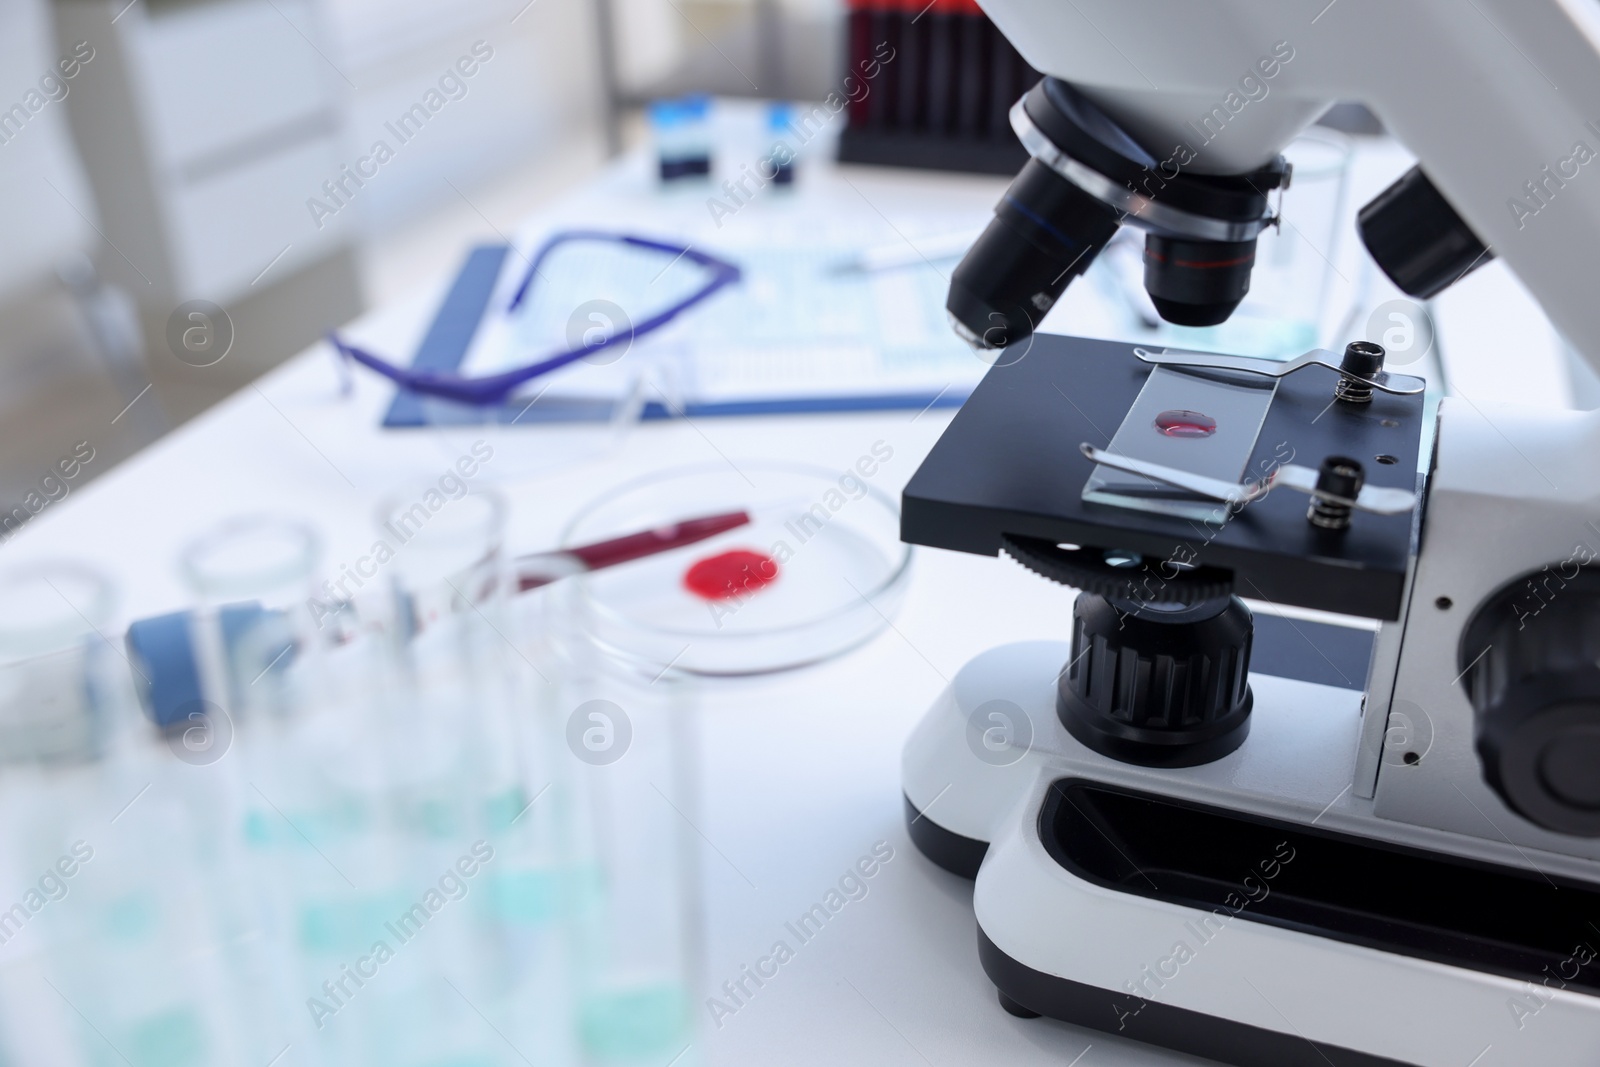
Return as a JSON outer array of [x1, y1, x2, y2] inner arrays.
[[1153, 409, 1217, 438], [684, 550, 780, 600]]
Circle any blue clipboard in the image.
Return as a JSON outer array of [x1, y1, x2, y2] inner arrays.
[[381, 244, 969, 428]]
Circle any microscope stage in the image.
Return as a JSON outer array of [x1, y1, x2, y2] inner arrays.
[[901, 334, 1427, 620]]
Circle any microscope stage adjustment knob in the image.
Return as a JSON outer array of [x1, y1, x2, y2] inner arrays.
[[1058, 593, 1253, 767], [1461, 568, 1600, 836], [1000, 534, 1234, 603]]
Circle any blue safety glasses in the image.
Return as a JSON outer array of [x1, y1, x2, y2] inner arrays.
[[328, 230, 742, 407]]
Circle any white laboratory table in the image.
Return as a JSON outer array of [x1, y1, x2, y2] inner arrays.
[[5, 126, 1569, 1067]]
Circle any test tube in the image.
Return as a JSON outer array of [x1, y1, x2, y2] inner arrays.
[[988, 15, 1017, 140], [895, 0, 927, 131], [0, 563, 132, 1065], [365, 486, 562, 1063], [179, 516, 334, 1061], [845, 0, 874, 128], [867, 1, 899, 128], [367, 484, 512, 865], [0, 555, 272, 1067], [924, 0, 956, 138], [554, 615, 702, 1066], [954, 0, 987, 139]]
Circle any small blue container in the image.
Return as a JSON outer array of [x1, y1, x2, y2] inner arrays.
[[647, 94, 712, 182], [766, 102, 797, 186]]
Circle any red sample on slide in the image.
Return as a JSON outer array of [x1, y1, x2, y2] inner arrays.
[[1153, 409, 1218, 438], [684, 550, 780, 601]]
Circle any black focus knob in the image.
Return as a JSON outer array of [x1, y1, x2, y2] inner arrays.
[[1358, 165, 1494, 300], [1462, 569, 1600, 836], [1058, 593, 1253, 767]]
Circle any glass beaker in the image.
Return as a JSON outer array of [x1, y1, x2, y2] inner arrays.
[[179, 514, 325, 728], [0, 562, 127, 765], [1245, 127, 1357, 348]]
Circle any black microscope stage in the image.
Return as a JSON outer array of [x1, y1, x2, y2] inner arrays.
[[901, 334, 1427, 620]]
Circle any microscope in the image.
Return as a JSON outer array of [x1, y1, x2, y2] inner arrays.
[[899, 3, 1600, 1064]]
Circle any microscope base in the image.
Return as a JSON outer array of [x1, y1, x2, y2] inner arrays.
[[903, 641, 1600, 1067], [974, 926, 1401, 1067]]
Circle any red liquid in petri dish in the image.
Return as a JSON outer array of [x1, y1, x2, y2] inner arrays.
[[1153, 409, 1217, 438], [684, 549, 780, 601]]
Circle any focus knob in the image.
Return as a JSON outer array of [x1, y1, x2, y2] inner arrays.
[[1463, 568, 1600, 836], [1357, 165, 1494, 299], [1058, 593, 1253, 766]]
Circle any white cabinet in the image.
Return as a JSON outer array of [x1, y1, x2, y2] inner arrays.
[[55, 0, 357, 308]]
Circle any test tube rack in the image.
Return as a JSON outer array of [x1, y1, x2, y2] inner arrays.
[[836, 0, 1039, 175]]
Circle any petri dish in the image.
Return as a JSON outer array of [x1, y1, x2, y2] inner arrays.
[[559, 461, 912, 676]]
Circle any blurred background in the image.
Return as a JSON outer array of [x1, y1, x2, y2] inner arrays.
[[1, 0, 1573, 506], [0, 0, 849, 506]]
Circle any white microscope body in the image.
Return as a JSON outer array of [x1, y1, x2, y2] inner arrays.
[[902, 3, 1600, 1064]]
